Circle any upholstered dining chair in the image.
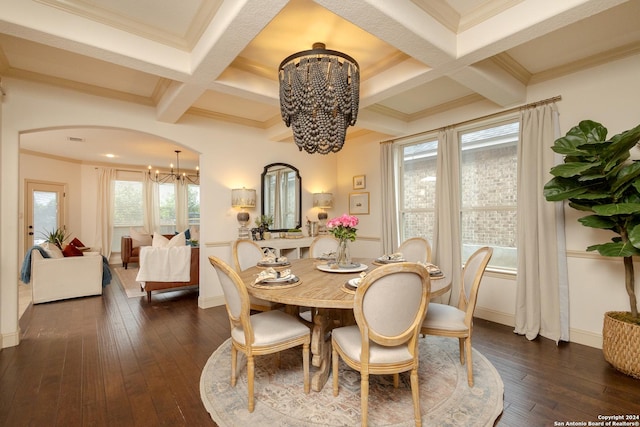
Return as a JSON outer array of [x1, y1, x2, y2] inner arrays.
[[332, 262, 431, 427], [309, 235, 339, 258], [208, 256, 310, 412], [420, 246, 493, 387], [232, 239, 279, 312], [397, 237, 432, 263]]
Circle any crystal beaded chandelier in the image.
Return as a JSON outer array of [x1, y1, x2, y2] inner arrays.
[[279, 43, 360, 154]]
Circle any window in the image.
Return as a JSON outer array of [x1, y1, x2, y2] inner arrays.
[[112, 180, 144, 252], [460, 120, 519, 269], [399, 139, 438, 243], [158, 183, 176, 234], [396, 120, 519, 271], [187, 184, 200, 226]]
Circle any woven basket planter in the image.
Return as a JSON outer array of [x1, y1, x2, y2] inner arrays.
[[602, 311, 640, 379]]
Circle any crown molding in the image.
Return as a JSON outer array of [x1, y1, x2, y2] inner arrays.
[[529, 41, 640, 85], [491, 52, 531, 85]]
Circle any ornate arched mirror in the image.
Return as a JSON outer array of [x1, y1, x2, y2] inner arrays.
[[261, 163, 301, 231]]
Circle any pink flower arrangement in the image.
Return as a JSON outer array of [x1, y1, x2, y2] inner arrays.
[[326, 214, 359, 241]]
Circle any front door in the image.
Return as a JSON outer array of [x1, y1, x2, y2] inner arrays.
[[25, 181, 67, 249]]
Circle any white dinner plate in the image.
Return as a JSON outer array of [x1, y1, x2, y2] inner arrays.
[[316, 263, 368, 273]]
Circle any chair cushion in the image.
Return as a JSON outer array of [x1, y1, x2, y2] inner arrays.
[[130, 228, 152, 248], [332, 325, 413, 364], [232, 310, 309, 346], [422, 303, 467, 331]]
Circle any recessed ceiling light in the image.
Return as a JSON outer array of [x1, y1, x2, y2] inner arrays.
[[105, 154, 115, 158]]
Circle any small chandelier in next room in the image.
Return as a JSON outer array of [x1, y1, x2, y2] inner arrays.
[[279, 42, 360, 154], [148, 150, 199, 184]]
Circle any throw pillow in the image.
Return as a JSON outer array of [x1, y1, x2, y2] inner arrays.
[[168, 232, 186, 247], [152, 231, 186, 248], [151, 232, 170, 248], [40, 242, 64, 259], [69, 237, 86, 248], [130, 227, 152, 248], [62, 244, 83, 257], [175, 229, 191, 240]]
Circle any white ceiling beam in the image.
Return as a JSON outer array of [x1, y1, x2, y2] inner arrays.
[[156, 0, 289, 122], [450, 59, 526, 107], [357, 108, 409, 136], [0, 0, 192, 80]]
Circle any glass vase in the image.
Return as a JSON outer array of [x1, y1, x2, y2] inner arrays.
[[336, 238, 352, 268]]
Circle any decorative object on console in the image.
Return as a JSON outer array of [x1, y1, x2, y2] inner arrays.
[[279, 42, 359, 154], [326, 214, 358, 268], [147, 150, 199, 184], [313, 192, 333, 234], [231, 188, 256, 240]]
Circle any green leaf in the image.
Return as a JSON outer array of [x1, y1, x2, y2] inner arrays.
[[550, 162, 596, 178], [579, 215, 616, 230], [588, 241, 640, 257], [543, 178, 587, 201], [612, 161, 640, 194], [592, 203, 640, 216], [629, 224, 640, 249]]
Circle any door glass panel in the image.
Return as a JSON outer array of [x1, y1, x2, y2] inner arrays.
[[33, 191, 59, 245]]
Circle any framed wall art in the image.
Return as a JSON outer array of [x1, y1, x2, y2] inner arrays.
[[353, 174, 366, 189], [349, 192, 370, 215]]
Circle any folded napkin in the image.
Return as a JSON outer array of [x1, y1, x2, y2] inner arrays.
[[380, 252, 405, 261], [418, 262, 442, 275], [260, 249, 288, 264], [320, 251, 336, 258], [254, 267, 292, 284]]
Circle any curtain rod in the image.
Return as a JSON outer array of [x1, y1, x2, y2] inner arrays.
[[380, 95, 562, 144]]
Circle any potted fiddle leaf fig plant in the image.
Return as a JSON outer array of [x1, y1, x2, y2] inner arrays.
[[543, 120, 640, 379]]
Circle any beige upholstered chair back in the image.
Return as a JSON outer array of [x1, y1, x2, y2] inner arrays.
[[309, 235, 339, 258], [354, 263, 430, 348], [232, 240, 264, 272], [209, 256, 252, 335], [397, 237, 432, 263], [459, 247, 493, 323]]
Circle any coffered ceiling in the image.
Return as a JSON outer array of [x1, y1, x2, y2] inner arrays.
[[2, 0, 640, 168]]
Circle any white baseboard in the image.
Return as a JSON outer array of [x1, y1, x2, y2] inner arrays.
[[475, 307, 515, 327], [1, 328, 20, 348], [474, 307, 603, 349], [198, 294, 225, 309], [568, 328, 603, 349]]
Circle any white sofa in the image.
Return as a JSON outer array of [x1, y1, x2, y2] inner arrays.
[[30, 248, 103, 304]]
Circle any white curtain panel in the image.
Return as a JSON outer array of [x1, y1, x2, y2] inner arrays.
[[433, 128, 462, 305], [95, 167, 117, 258], [380, 141, 399, 254], [176, 181, 189, 232], [515, 103, 569, 343], [142, 172, 160, 233]]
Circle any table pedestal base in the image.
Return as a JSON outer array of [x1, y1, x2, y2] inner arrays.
[[310, 308, 354, 392]]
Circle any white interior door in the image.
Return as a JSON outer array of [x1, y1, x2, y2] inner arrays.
[[25, 181, 66, 249]]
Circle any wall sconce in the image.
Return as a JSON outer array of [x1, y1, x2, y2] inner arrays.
[[231, 188, 256, 239], [313, 192, 333, 233]]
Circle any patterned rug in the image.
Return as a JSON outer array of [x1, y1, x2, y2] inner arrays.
[[200, 336, 503, 426], [112, 266, 146, 298]]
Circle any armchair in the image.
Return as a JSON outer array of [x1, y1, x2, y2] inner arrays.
[[30, 248, 103, 304]]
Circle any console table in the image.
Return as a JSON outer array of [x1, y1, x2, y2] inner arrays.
[[257, 237, 314, 259]]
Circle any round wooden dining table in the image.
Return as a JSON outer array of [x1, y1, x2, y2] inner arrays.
[[237, 257, 450, 392]]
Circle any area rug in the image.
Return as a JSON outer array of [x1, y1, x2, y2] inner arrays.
[[112, 265, 146, 298], [200, 336, 504, 426]]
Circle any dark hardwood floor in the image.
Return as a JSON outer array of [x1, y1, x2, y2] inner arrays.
[[1, 277, 639, 426]]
